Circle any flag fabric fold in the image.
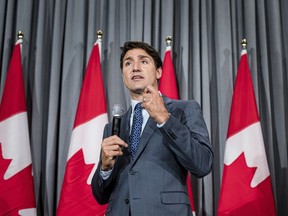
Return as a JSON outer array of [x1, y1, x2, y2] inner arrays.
[[218, 50, 276, 216], [159, 45, 178, 99], [57, 39, 108, 216], [0, 39, 37, 216], [159, 43, 196, 215]]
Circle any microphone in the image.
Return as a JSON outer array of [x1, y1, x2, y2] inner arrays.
[[112, 104, 124, 136]]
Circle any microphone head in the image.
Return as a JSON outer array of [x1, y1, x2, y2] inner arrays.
[[112, 104, 124, 117]]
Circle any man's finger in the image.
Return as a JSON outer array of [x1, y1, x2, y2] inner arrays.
[[145, 85, 158, 94]]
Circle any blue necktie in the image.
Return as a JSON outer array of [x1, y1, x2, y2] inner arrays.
[[130, 103, 143, 159]]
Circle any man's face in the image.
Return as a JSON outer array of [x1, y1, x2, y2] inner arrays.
[[122, 48, 162, 98]]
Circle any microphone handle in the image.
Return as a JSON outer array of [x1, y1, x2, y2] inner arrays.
[[112, 116, 121, 136], [112, 116, 122, 160]]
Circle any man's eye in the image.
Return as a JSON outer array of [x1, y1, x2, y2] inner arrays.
[[141, 60, 148, 64], [125, 62, 131, 66]]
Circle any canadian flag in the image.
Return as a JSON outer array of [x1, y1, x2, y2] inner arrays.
[[0, 38, 37, 215], [218, 49, 276, 215], [159, 43, 196, 215], [57, 38, 108, 215]]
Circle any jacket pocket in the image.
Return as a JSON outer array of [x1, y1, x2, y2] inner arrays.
[[160, 191, 190, 205]]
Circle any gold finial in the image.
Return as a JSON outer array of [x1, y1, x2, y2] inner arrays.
[[97, 30, 103, 40], [241, 38, 247, 50], [166, 35, 172, 46], [17, 31, 24, 40]]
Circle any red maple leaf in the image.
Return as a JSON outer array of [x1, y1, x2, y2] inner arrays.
[[57, 149, 107, 216], [0, 144, 36, 216], [218, 153, 276, 216]]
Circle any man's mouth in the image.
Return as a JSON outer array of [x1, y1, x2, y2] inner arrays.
[[132, 75, 144, 80]]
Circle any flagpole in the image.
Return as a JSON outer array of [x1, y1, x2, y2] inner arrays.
[[17, 31, 24, 40], [17, 31, 24, 47], [97, 30, 103, 40], [241, 38, 247, 50], [96, 30, 102, 60], [166, 35, 172, 47]]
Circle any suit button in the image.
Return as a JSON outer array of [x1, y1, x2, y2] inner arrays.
[[125, 199, 129, 204], [129, 170, 135, 175]]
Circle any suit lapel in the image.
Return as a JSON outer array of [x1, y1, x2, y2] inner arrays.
[[131, 118, 157, 162]]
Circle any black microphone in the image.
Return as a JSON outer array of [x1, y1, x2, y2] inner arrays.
[[112, 104, 124, 136]]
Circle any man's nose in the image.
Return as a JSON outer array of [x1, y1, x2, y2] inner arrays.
[[132, 61, 141, 71]]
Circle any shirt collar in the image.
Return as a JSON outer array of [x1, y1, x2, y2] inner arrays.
[[131, 99, 141, 113]]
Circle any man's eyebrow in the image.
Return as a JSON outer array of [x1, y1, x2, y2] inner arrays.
[[138, 55, 150, 59], [124, 55, 151, 62], [124, 56, 133, 61]]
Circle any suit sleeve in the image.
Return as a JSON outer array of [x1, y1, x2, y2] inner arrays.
[[91, 124, 116, 204], [159, 100, 213, 177]]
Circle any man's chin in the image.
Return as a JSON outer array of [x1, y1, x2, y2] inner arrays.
[[132, 88, 145, 95]]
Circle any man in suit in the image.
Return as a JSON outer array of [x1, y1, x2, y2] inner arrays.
[[91, 41, 213, 215]]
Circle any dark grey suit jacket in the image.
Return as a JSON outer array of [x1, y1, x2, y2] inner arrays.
[[92, 96, 213, 216]]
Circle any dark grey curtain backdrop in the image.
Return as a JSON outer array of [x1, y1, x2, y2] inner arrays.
[[1, 0, 287, 215]]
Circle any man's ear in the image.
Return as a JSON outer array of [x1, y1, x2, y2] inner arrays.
[[156, 67, 162, 79]]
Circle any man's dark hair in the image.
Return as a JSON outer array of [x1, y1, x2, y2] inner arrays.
[[120, 41, 162, 70]]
